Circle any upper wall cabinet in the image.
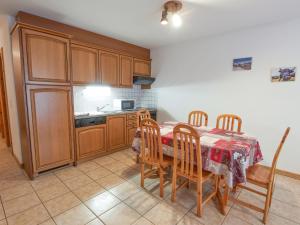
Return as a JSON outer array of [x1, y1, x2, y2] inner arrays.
[[119, 55, 133, 88], [71, 44, 98, 84], [99, 51, 119, 87], [133, 59, 151, 76], [21, 29, 70, 84]]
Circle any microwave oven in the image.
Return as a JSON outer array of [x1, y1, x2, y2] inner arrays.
[[113, 99, 135, 111]]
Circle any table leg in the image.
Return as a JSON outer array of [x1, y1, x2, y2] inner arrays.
[[216, 176, 226, 215], [223, 183, 229, 206]]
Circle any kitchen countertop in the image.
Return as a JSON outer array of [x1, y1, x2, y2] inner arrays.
[[74, 108, 157, 120]]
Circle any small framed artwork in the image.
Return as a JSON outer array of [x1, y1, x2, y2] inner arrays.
[[233, 57, 252, 71], [271, 67, 296, 82]]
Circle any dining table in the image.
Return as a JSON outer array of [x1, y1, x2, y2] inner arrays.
[[132, 121, 263, 190]]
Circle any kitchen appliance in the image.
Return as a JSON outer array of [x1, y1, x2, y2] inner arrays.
[[113, 99, 135, 111], [133, 76, 155, 85], [75, 115, 106, 128]]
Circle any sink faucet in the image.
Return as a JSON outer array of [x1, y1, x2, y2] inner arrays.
[[96, 104, 109, 112]]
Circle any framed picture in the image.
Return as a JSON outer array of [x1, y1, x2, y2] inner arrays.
[[233, 57, 252, 71], [271, 67, 296, 82]]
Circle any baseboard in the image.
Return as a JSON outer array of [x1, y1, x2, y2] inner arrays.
[[12, 151, 24, 169], [260, 165, 300, 180]]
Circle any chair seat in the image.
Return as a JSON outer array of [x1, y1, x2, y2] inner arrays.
[[246, 164, 271, 188], [141, 155, 173, 168]]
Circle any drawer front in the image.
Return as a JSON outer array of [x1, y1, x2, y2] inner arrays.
[[127, 113, 137, 120]]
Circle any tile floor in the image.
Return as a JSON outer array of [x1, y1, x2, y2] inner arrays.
[[0, 139, 300, 225]]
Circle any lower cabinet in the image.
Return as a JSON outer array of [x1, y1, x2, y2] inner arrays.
[[76, 125, 106, 160], [107, 115, 127, 151], [26, 85, 74, 173]]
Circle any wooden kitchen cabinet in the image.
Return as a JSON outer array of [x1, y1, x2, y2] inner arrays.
[[76, 125, 106, 160], [71, 44, 98, 84], [21, 28, 70, 84], [119, 55, 133, 87], [107, 115, 127, 150], [133, 58, 151, 76], [99, 51, 119, 87], [26, 85, 74, 173]]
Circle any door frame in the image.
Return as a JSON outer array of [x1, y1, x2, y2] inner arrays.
[[0, 47, 12, 147]]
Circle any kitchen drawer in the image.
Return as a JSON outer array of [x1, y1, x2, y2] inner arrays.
[[127, 113, 137, 120]]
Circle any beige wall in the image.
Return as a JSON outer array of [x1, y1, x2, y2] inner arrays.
[[0, 14, 22, 163]]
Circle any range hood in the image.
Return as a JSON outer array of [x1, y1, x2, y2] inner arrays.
[[133, 76, 155, 85]]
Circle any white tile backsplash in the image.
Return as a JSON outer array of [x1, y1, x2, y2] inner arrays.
[[73, 85, 157, 113]]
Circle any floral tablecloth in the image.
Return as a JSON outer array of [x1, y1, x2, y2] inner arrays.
[[132, 122, 263, 187]]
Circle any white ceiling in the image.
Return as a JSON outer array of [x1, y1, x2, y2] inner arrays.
[[0, 0, 300, 48]]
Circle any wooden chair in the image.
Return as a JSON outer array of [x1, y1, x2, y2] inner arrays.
[[216, 114, 242, 132], [140, 118, 172, 197], [188, 110, 208, 127], [171, 123, 219, 217], [137, 109, 151, 127], [229, 127, 290, 224]]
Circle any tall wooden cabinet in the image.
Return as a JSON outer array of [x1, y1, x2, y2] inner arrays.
[[12, 26, 74, 178]]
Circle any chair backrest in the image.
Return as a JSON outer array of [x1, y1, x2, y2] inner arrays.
[[188, 110, 208, 127], [137, 109, 151, 127], [269, 127, 290, 182], [140, 118, 163, 164], [173, 123, 202, 179], [216, 114, 242, 132]]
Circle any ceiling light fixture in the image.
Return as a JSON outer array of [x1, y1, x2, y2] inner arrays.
[[160, 0, 183, 27]]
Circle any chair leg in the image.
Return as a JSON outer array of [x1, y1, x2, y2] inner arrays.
[[196, 180, 203, 217], [159, 167, 164, 198], [140, 163, 145, 188], [263, 187, 272, 224], [171, 173, 177, 202]]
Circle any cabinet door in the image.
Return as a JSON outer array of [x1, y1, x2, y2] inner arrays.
[[76, 125, 106, 160], [71, 44, 98, 84], [107, 115, 127, 150], [27, 85, 74, 172], [133, 59, 151, 76], [22, 29, 70, 84], [127, 127, 137, 146], [99, 51, 119, 87], [119, 55, 133, 87]]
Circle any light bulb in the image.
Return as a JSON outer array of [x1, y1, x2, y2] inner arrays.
[[172, 13, 182, 27], [160, 10, 168, 25], [161, 19, 168, 25]]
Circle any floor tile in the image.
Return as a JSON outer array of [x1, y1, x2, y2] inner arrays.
[[273, 187, 300, 207], [53, 204, 95, 225], [102, 161, 129, 172], [62, 174, 93, 190], [99, 202, 141, 225], [3, 192, 41, 217], [110, 181, 141, 200], [39, 219, 56, 225], [165, 187, 197, 210], [129, 174, 158, 187], [188, 200, 226, 225], [54, 167, 84, 181], [268, 213, 299, 225], [96, 174, 125, 189], [44, 192, 81, 217], [72, 181, 105, 201], [86, 218, 105, 225], [270, 198, 300, 223], [0, 175, 28, 191], [6, 204, 50, 225], [93, 156, 117, 166], [229, 205, 263, 225], [0, 204, 5, 220], [36, 181, 69, 202], [177, 214, 204, 225], [114, 167, 140, 180], [0, 183, 33, 202], [0, 220, 7, 225], [86, 167, 112, 180], [222, 214, 252, 225], [30, 173, 60, 191], [77, 161, 100, 173], [144, 202, 186, 225], [85, 191, 121, 216], [132, 217, 153, 225], [124, 190, 160, 215], [275, 175, 300, 195]]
